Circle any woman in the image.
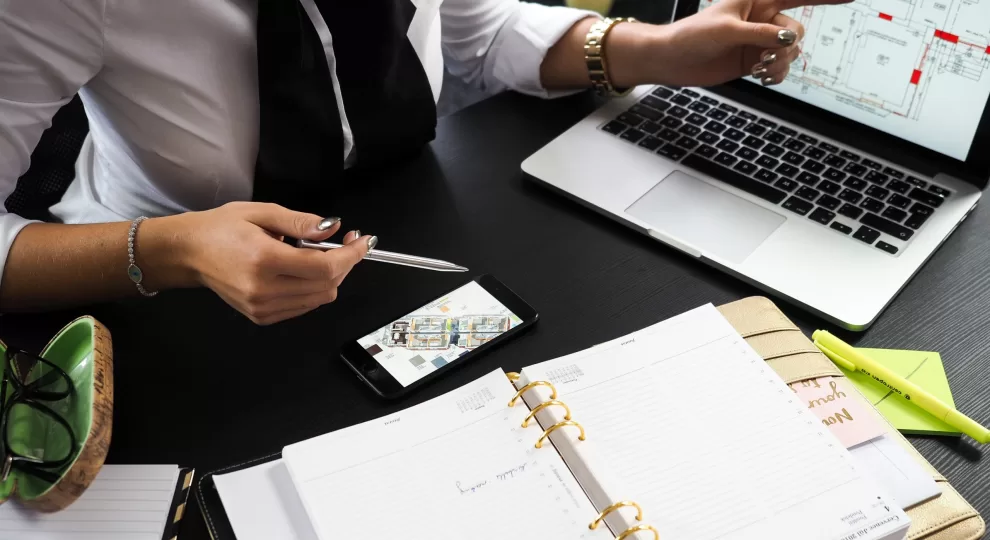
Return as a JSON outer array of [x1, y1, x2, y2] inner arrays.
[[0, 0, 843, 325]]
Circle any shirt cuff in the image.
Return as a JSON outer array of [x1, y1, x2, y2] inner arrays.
[[488, 4, 601, 98], [0, 213, 39, 295]]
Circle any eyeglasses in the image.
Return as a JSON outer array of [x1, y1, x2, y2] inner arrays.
[[1, 348, 77, 484]]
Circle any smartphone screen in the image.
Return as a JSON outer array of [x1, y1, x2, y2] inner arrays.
[[341, 275, 537, 398]]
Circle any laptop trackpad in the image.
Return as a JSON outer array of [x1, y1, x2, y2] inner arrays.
[[625, 170, 785, 263]]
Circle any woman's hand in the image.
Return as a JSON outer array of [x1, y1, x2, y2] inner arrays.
[[161, 202, 374, 325]]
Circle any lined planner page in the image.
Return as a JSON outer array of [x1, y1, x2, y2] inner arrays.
[[282, 369, 612, 540], [0, 465, 179, 540], [520, 305, 909, 540]]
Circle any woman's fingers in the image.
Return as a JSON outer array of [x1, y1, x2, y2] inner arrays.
[[750, 44, 801, 85], [731, 16, 803, 50]]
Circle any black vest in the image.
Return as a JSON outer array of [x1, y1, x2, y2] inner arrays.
[[252, 0, 438, 212]]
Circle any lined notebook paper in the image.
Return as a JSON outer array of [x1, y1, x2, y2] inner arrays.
[[282, 370, 613, 540], [519, 304, 908, 540], [0, 465, 180, 540]]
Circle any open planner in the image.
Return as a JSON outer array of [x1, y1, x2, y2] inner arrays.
[[201, 304, 915, 540]]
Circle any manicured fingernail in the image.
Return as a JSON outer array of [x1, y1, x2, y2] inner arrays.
[[777, 29, 797, 46], [367, 236, 378, 250], [761, 52, 777, 65], [752, 65, 768, 78], [761, 76, 776, 86], [352, 230, 361, 239], [317, 217, 340, 231]]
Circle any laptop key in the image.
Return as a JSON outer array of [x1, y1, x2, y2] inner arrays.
[[657, 144, 688, 161], [757, 118, 778, 129], [700, 95, 719, 105], [668, 106, 689, 119], [763, 144, 785, 158], [661, 117, 682, 129], [724, 128, 746, 141], [853, 225, 881, 245], [696, 144, 719, 159], [686, 113, 708, 125], [777, 126, 798, 137], [671, 94, 692, 106], [764, 131, 787, 144], [796, 186, 820, 201], [796, 172, 819, 186], [755, 168, 779, 183], [620, 129, 646, 143], [908, 187, 944, 207], [928, 184, 951, 198], [887, 179, 911, 194], [639, 121, 661, 134], [831, 222, 853, 234], [802, 146, 827, 160], [716, 139, 740, 152], [688, 102, 710, 113], [617, 112, 644, 126], [776, 163, 800, 178], [823, 154, 846, 168], [861, 212, 914, 241], [704, 120, 727, 134], [714, 152, 738, 167], [742, 136, 765, 149], [733, 160, 759, 175], [818, 194, 842, 210], [865, 170, 888, 185], [865, 185, 890, 200], [678, 124, 702, 137], [840, 150, 861, 161], [602, 121, 626, 135], [706, 109, 729, 121], [698, 131, 720, 145], [798, 134, 819, 145], [736, 147, 760, 161], [726, 116, 748, 128], [638, 136, 663, 151], [876, 241, 898, 255], [888, 194, 912, 209], [783, 196, 814, 215], [905, 176, 927, 188], [819, 142, 840, 153], [782, 151, 805, 165], [659, 128, 680, 142], [641, 95, 671, 111], [738, 111, 758, 121], [652, 87, 674, 99], [839, 189, 863, 204], [676, 136, 700, 149], [818, 180, 841, 195], [743, 123, 768, 136], [801, 160, 826, 174], [756, 155, 780, 169], [910, 202, 934, 216], [859, 197, 884, 214], [843, 177, 867, 191], [883, 167, 904, 179], [823, 168, 847, 182], [630, 105, 662, 122], [881, 207, 907, 222], [783, 139, 806, 151], [808, 207, 836, 225], [680, 88, 700, 98], [718, 103, 738, 113], [905, 212, 929, 230], [861, 158, 883, 170], [774, 178, 799, 192], [682, 154, 787, 204]]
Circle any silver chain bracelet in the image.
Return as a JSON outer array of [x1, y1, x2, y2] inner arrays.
[[127, 216, 158, 297]]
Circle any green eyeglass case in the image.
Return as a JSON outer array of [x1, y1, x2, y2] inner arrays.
[[0, 316, 113, 512]]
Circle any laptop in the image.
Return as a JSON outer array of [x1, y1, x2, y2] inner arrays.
[[521, 0, 988, 330]]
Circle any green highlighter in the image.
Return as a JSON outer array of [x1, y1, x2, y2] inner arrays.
[[813, 330, 990, 445]]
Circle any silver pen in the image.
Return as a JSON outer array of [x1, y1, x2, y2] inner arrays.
[[296, 239, 469, 273]]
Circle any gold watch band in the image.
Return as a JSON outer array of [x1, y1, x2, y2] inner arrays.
[[584, 17, 637, 97]]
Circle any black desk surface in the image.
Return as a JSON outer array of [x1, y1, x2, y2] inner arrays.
[[2, 91, 988, 538]]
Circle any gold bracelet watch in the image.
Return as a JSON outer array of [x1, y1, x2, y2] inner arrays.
[[584, 17, 638, 97]]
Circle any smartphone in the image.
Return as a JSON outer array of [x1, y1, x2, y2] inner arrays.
[[339, 274, 538, 399]]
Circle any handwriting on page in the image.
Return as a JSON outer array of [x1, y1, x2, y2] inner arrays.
[[790, 377, 884, 448], [456, 464, 529, 495]]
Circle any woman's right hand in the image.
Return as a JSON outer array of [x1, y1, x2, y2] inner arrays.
[[157, 201, 373, 325]]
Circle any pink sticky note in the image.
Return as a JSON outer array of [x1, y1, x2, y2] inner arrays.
[[790, 376, 885, 448]]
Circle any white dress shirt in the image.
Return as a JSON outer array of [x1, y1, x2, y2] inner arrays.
[[0, 0, 592, 287]]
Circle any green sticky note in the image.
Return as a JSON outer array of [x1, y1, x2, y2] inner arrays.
[[838, 349, 960, 436]]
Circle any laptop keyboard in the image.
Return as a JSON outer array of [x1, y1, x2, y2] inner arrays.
[[599, 86, 953, 255]]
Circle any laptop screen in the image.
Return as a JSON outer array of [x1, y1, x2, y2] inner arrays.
[[696, 0, 990, 161]]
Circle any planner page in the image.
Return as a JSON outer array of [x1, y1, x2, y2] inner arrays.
[[282, 369, 612, 540], [519, 304, 910, 540], [0, 465, 180, 540]]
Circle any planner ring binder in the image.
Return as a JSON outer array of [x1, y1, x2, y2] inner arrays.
[[509, 380, 557, 406], [589, 500, 643, 529], [522, 400, 571, 427], [506, 371, 521, 381], [536, 420, 586, 448], [616, 524, 659, 540]]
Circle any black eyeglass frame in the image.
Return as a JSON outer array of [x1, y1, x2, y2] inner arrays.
[[0, 348, 78, 484]]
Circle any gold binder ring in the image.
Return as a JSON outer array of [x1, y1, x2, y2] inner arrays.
[[615, 524, 659, 540], [589, 500, 643, 530], [535, 420, 586, 448], [522, 400, 572, 428], [506, 372, 521, 382], [508, 381, 557, 407]]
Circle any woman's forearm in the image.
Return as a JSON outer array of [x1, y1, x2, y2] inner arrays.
[[0, 217, 194, 312]]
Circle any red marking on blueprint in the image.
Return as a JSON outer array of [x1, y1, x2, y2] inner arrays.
[[934, 29, 959, 43], [910, 69, 921, 84], [879, 12, 893, 20]]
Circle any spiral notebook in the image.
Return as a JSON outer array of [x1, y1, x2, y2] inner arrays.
[[201, 304, 911, 540]]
